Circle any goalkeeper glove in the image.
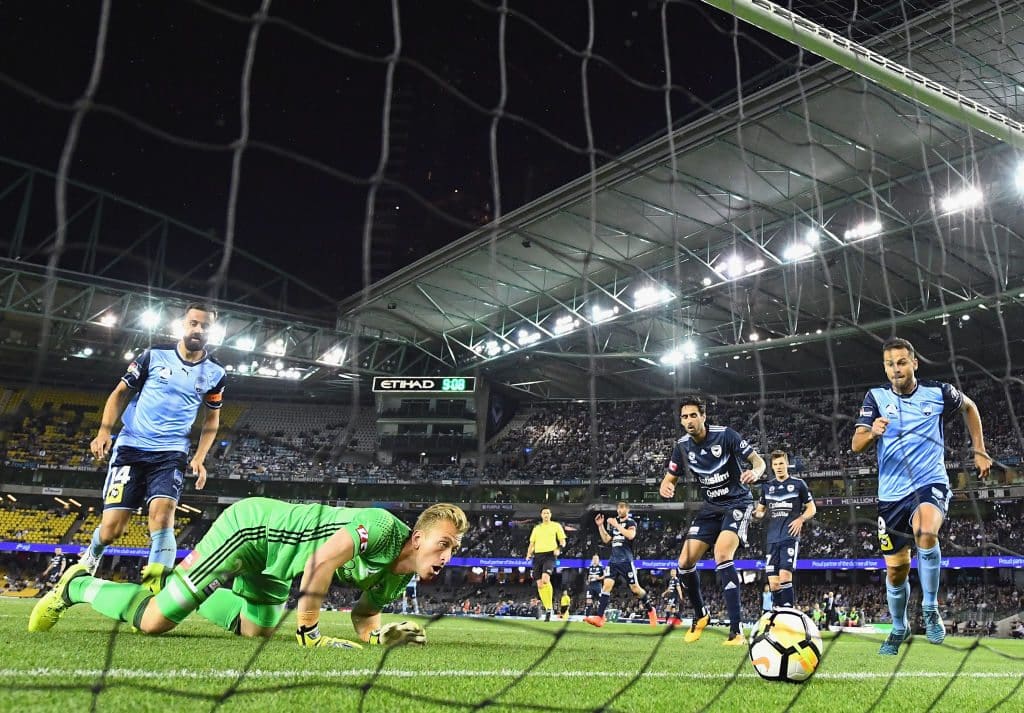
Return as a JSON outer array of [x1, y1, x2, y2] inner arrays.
[[296, 624, 363, 649], [370, 621, 426, 647]]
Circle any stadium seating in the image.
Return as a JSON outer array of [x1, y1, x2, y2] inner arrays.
[[71, 511, 190, 548], [0, 507, 76, 543], [3, 372, 1024, 485]]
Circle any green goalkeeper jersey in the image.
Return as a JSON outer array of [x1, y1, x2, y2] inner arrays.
[[233, 497, 413, 609]]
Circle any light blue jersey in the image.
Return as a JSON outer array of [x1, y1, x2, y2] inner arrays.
[[118, 343, 226, 454], [855, 379, 963, 501]]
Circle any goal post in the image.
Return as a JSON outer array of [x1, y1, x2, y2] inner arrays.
[[701, 0, 1024, 148]]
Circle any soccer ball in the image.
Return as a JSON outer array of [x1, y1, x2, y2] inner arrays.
[[748, 607, 823, 683]]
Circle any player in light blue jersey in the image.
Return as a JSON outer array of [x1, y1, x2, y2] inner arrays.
[[852, 337, 991, 655], [81, 303, 226, 591]]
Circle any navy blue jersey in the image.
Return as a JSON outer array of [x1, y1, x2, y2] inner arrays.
[[587, 564, 606, 583], [665, 575, 682, 596], [758, 477, 814, 544], [119, 344, 226, 454], [855, 380, 962, 501], [607, 515, 637, 563], [668, 426, 755, 507]]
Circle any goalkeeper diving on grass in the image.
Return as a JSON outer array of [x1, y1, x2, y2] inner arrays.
[[29, 497, 468, 649]]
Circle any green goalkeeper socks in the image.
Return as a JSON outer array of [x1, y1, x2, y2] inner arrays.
[[197, 588, 245, 634], [68, 577, 151, 625]]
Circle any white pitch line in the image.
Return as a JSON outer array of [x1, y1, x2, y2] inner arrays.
[[0, 668, 1021, 681]]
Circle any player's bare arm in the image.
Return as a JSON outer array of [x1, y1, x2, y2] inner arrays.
[[295, 527, 357, 643], [594, 514, 611, 544], [960, 394, 992, 478], [851, 418, 889, 452], [189, 406, 220, 490], [608, 519, 636, 541], [788, 499, 817, 537], [740, 452, 766, 484], [89, 381, 133, 460], [660, 472, 678, 498]]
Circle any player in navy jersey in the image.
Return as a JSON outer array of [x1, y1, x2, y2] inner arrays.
[[661, 568, 684, 627], [584, 554, 605, 617], [852, 337, 991, 655], [583, 502, 658, 628], [38, 548, 69, 592], [752, 450, 815, 609], [660, 395, 766, 645], [81, 303, 226, 592]]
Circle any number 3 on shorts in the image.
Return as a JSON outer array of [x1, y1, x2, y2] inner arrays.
[[104, 465, 131, 505]]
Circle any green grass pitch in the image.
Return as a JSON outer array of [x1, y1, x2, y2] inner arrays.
[[1, 598, 1021, 712]]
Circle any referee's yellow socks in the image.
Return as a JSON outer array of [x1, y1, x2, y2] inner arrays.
[[539, 582, 553, 611]]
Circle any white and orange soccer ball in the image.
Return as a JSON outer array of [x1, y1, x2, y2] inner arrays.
[[748, 606, 823, 683]]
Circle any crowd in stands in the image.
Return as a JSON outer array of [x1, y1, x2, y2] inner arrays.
[[461, 508, 1024, 562], [3, 373, 1024, 485]]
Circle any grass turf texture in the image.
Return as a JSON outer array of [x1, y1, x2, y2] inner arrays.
[[1, 598, 1021, 712]]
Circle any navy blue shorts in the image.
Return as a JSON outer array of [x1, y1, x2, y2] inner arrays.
[[405, 585, 417, 597], [765, 539, 800, 575], [686, 502, 754, 546], [103, 445, 187, 511], [586, 581, 603, 599], [877, 482, 951, 555], [607, 559, 638, 587]]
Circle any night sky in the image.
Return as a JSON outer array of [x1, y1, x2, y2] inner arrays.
[[0, 1, 826, 312]]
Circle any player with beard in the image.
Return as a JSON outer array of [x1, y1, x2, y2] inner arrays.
[[79, 303, 225, 592], [661, 395, 766, 646]]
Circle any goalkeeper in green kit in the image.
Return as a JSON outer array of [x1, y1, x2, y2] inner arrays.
[[28, 497, 468, 649]]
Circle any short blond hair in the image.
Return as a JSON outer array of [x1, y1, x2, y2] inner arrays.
[[414, 503, 469, 536]]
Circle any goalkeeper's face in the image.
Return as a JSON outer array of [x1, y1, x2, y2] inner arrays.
[[413, 521, 462, 581]]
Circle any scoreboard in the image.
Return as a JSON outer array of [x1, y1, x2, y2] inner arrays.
[[371, 376, 477, 394]]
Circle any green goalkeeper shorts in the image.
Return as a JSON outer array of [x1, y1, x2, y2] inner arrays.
[[154, 502, 289, 627]]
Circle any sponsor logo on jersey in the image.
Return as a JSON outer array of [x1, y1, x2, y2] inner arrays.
[[923, 405, 933, 416], [127, 361, 141, 379], [860, 407, 873, 417], [688, 452, 697, 463], [787, 484, 794, 492], [885, 403, 898, 416], [157, 366, 172, 381], [711, 445, 722, 458], [668, 460, 678, 473], [180, 550, 201, 570], [356, 524, 369, 553]]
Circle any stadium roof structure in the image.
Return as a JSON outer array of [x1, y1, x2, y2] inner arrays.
[[339, 0, 1024, 400]]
